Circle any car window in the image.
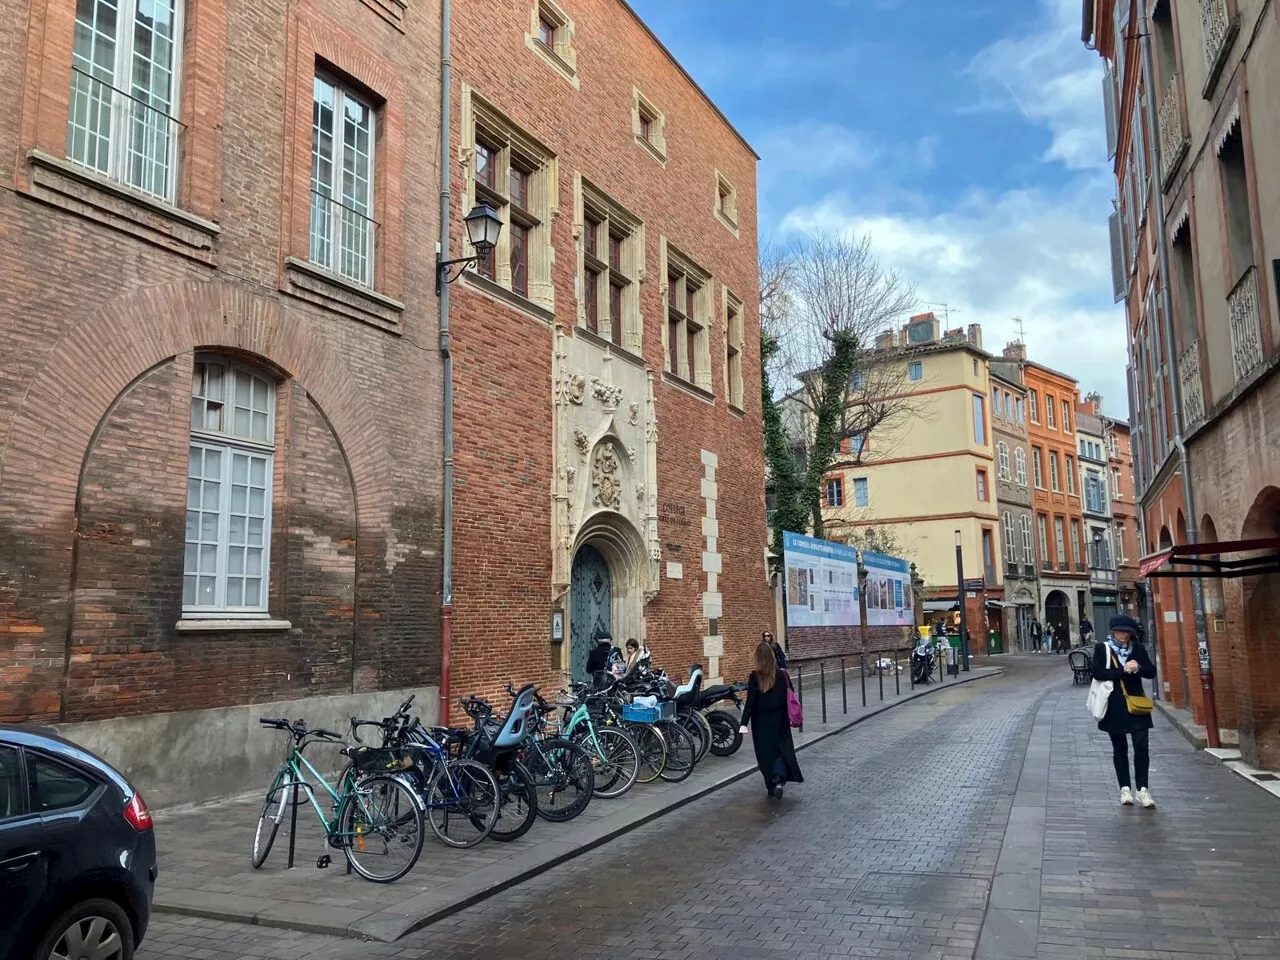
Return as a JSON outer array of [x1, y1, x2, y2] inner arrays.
[[28, 753, 99, 812], [0, 746, 20, 819]]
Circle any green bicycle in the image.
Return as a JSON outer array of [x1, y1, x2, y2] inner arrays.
[[252, 717, 425, 883]]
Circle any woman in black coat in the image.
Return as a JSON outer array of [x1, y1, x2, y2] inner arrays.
[[738, 640, 803, 799], [1092, 614, 1158, 808]]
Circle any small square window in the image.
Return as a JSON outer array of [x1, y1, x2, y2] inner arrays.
[[633, 88, 667, 160], [909, 360, 923, 381], [527, 0, 577, 85], [715, 170, 738, 233], [537, 16, 556, 47]]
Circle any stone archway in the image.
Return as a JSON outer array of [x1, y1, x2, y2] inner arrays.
[[569, 545, 612, 679], [1239, 487, 1280, 767], [1045, 590, 1070, 649], [566, 510, 650, 679]]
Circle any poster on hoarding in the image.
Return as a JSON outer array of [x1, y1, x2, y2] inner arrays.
[[862, 550, 913, 626], [782, 531, 861, 628]]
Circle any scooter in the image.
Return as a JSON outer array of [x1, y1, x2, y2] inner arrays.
[[910, 635, 935, 685], [693, 680, 749, 756]]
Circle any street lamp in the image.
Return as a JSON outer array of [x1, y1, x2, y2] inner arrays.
[[955, 529, 971, 672], [436, 202, 503, 295]]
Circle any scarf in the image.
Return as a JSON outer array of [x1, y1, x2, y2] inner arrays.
[[1105, 636, 1133, 668]]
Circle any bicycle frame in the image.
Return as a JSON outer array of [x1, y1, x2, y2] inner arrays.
[[272, 745, 344, 832]]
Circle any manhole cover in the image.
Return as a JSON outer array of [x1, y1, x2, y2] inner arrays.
[[1252, 773, 1279, 782], [851, 871, 990, 909]]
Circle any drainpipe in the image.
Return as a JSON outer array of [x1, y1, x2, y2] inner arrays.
[[1138, 8, 1219, 745], [437, 0, 455, 725]]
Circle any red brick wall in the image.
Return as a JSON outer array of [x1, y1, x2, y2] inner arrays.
[[447, 0, 771, 703], [0, 0, 444, 724]]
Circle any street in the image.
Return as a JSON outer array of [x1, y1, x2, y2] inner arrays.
[[135, 657, 1280, 960]]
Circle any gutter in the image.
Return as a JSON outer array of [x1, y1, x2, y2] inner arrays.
[[438, 0, 455, 724]]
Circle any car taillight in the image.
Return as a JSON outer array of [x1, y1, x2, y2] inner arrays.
[[123, 792, 153, 831]]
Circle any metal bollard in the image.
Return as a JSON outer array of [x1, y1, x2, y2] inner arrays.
[[841, 657, 848, 714], [878, 656, 884, 701], [895, 649, 901, 696], [909, 647, 915, 690], [820, 662, 827, 724], [860, 652, 867, 707], [287, 783, 298, 870], [796, 665, 803, 704]]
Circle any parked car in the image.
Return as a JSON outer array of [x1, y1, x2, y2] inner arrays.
[[0, 724, 157, 960]]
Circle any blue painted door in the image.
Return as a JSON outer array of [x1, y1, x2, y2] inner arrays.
[[570, 545, 612, 680]]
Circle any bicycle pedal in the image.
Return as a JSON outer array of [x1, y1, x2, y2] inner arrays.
[[316, 855, 331, 869]]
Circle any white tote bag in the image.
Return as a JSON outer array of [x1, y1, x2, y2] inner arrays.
[[1086, 647, 1114, 720]]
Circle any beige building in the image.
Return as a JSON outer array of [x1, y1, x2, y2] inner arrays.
[[822, 315, 1004, 644]]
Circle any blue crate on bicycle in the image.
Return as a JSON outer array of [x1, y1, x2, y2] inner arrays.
[[621, 700, 674, 723]]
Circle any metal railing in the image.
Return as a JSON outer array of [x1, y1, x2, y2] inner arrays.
[[1200, 0, 1233, 78], [789, 644, 966, 724], [1179, 340, 1206, 426], [1228, 266, 1264, 385], [67, 67, 183, 202], [1158, 74, 1189, 182], [309, 190, 378, 288]]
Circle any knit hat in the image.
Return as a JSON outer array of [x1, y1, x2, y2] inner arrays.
[[1109, 614, 1141, 635]]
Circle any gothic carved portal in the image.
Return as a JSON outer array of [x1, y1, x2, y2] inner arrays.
[[570, 545, 611, 680]]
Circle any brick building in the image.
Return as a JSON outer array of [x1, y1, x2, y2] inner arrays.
[[1084, 0, 1279, 764], [1099, 413, 1140, 615], [990, 356, 1039, 649], [0, 0, 445, 803], [1019, 351, 1090, 647], [443, 0, 770, 700]]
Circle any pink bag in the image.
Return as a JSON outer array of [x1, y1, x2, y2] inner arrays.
[[781, 670, 803, 728]]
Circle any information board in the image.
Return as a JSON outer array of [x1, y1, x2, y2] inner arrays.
[[783, 531, 861, 628], [862, 550, 913, 626]]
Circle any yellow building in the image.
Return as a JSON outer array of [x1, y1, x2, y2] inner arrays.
[[822, 316, 1003, 639]]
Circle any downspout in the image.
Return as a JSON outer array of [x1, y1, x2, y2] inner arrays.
[[437, 0, 455, 725], [1138, 8, 1219, 745]]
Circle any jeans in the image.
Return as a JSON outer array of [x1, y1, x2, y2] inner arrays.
[[1108, 729, 1150, 790], [771, 757, 786, 783]]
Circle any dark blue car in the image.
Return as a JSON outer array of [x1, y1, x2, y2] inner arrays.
[[1, 725, 157, 960]]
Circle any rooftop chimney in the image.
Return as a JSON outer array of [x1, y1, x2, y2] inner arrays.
[[967, 324, 983, 351], [1084, 391, 1103, 415], [1003, 341, 1026, 361]]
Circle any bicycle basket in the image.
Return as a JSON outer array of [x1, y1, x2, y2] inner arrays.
[[347, 745, 413, 775]]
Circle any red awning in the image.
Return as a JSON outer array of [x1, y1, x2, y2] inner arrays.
[[1139, 538, 1280, 580]]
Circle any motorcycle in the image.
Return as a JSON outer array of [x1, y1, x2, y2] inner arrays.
[[910, 635, 936, 685], [693, 680, 749, 756]]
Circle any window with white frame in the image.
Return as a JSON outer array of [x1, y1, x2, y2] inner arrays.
[[1032, 447, 1044, 488], [1021, 515, 1034, 564], [1066, 455, 1076, 495], [1004, 513, 1017, 566], [1049, 452, 1061, 492], [853, 477, 869, 507], [1112, 468, 1122, 498], [663, 242, 712, 390], [1016, 397, 1025, 423], [1062, 399, 1073, 434], [1054, 517, 1066, 565], [580, 181, 642, 350], [825, 477, 843, 508], [997, 441, 1010, 481], [68, 0, 185, 202], [184, 359, 275, 615], [1029, 389, 1040, 423], [1071, 519, 1083, 566], [1046, 395, 1056, 428], [1038, 514, 1050, 567], [725, 290, 745, 409], [311, 75, 376, 287], [1015, 447, 1027, 486]]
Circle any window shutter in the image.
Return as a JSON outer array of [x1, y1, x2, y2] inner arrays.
[[1109, 211, 1126, 302], [1103, 64, 1118, 159]]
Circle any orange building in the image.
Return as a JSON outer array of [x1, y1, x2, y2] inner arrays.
[[1012, 347, 1090, 646]]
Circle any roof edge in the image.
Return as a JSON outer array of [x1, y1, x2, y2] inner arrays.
[[618, 1, 759, 160]]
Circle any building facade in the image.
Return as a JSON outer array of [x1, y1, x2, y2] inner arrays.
[[446, 0, 770, 699], [990, 358, 1040, 649], [0, 0, 446, 803], [823, 316, 1004, 647], [1076, 405, 1117, 628], [1018, 350, 1090, 647], [1101, 414, 1141, 615], [1085, 0, 1280, 764]]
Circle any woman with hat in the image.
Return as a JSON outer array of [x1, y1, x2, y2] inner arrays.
[[1092, 613, 1158, 808]]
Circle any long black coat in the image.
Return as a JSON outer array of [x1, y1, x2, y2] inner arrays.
[[741, 670, 803, 787], [1092, 641, 1157, 734]]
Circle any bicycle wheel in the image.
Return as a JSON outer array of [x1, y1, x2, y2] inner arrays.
[[628, 723, 667, 784], [655, 720, 696, 783], [487, 760, 538, 842], [338, 774, 425, 883], [584, 727, 640, 800], [251, 775, 291, 869], [425, 759, 499, 848], [705, 709, 743, 757], [676, 711, 709, 764], [525, 738, 595, 822]]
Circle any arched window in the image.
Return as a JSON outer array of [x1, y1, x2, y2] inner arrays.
[[184, 358, 276, 615]]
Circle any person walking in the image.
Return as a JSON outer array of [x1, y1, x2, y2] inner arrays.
[[763, 629, 788, 670], [738, 640, 803, 800], [1081, 616, 1095, 646], [1092, 614, 1158, 808], [1030, 618, 1043, 653]]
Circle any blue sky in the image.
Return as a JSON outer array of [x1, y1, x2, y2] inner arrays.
[[629, 0, 1128, 413]]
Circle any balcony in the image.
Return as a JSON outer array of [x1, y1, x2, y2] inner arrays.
[[1158, 75, 1189, 183], [1023, 563, 1037, 578], [1075, 562, 1087, 573], [1228, 267, 1265, 384], [1200, 0, 1239, 96], [1006, 561, 1019, 579], [1179, 341, 1206, 427]]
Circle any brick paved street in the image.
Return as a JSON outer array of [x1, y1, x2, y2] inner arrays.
[[137, 656, 1280, 960]]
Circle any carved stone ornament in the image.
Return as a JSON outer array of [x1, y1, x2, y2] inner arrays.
[[591, 377, 624, 408], [566, 466, 576, 488], [636, 482, 646, 505], [574, 428, 590, 457], [626, 444, 637, 463], [591, 444, 622, 510], [566, 375, 586, 405], [628, 402, 640, 425]]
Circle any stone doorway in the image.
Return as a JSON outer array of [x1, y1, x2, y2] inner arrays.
[[570, 544, 613, 681], [1045, 590, 1070, 651]]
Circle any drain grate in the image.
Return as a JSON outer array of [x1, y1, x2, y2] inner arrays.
[[1251, 773, 1279, 782], [851, 871, 991, 910]]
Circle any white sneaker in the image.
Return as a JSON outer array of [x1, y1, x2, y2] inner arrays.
[[1137, 788, 1155, 808], [1120, 786, 1134, 806]]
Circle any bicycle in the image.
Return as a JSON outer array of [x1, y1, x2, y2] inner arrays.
[[557, 684, 640, 800], [252, 717, 424, 883], [515, 686, 596, 822], [454, 690, 541, 842]]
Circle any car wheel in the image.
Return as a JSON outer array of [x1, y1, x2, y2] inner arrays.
[[35, 897, 134, 960]]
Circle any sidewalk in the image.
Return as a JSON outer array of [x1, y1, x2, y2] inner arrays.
[[151, 663, 1001, 943]]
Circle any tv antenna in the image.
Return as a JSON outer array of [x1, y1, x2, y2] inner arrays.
[[1012, 316, 1027, 345], [921, 302, 960, 325]]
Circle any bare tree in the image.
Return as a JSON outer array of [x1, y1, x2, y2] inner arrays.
[[762, 233, 920, 538]]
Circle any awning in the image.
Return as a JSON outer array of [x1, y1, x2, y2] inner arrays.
[[1139, 538, 1280, 580], [922, 600, 959, 612]]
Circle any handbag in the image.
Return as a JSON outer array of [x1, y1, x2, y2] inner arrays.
[[1086, 661, 1113, 720], [781, 670, 804, 728], [1095, 647, 1154, 717]]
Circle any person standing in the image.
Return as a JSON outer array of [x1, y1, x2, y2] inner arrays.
[[738, 640, 803, 800], [1092, 614, 1158, 808], [763, 629, 788, 669]]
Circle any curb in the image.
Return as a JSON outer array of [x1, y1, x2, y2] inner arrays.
[[154, 667, 1003, 942]]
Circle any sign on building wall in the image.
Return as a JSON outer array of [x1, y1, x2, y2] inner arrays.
[[862, 550, 913, 627], [783, 531, 861, 628]]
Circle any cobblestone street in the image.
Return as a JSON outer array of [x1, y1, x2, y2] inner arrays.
[[136, 657, 1280, 960]]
